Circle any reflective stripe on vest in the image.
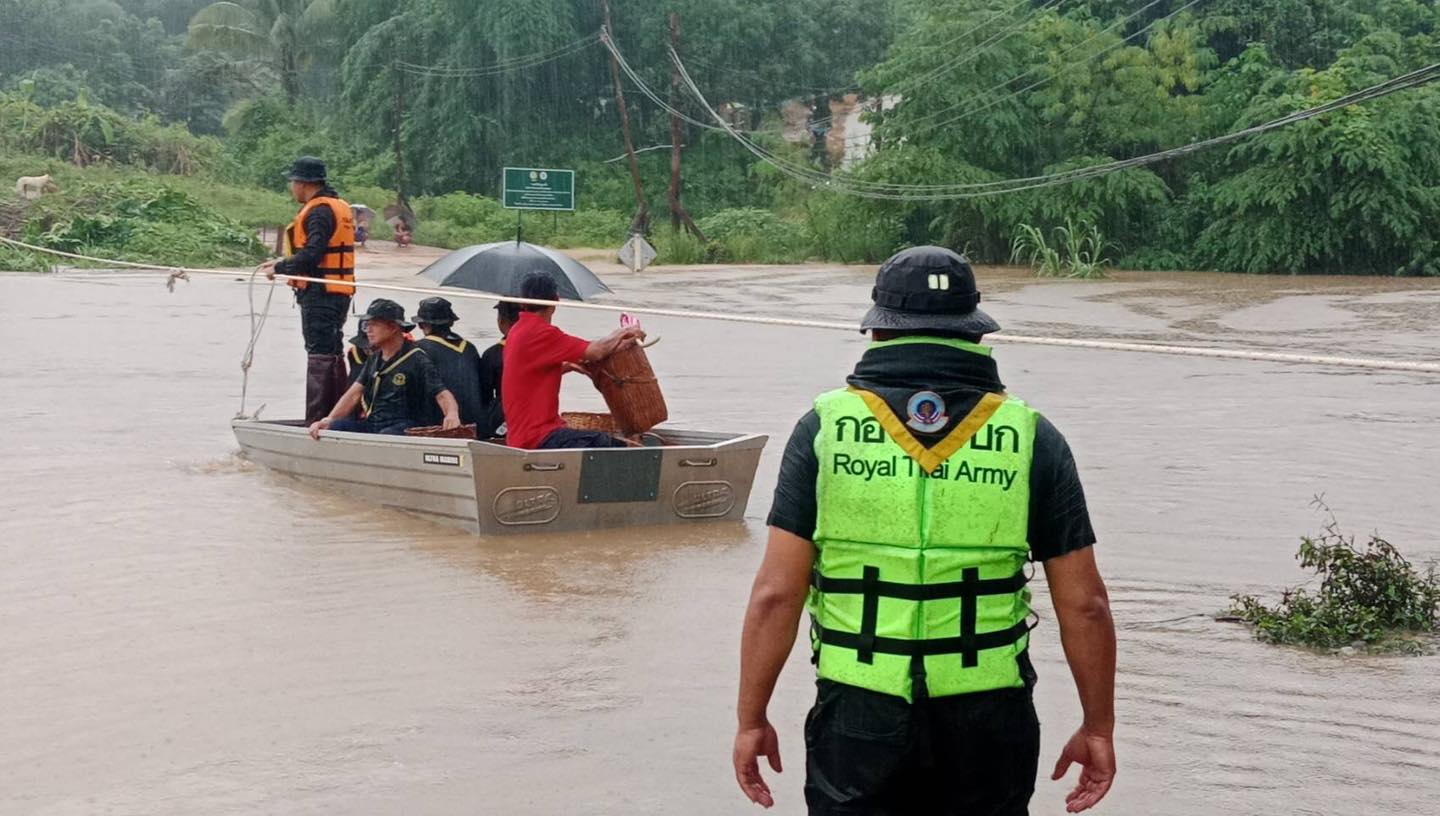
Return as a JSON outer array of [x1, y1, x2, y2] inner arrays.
[[810, 387, 1038, 702], [286, 195, 356, 295]]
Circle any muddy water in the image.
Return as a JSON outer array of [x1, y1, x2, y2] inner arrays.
[[2, 252, 1439, 815]]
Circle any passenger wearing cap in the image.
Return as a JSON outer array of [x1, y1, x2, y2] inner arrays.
[[413, 296, 485, 430], [345, 321, 370, 384], [733, 247, 1117, 814], [478, 302, 520, 439], [310, 299, 460, 439], [502, 271, 646, 449], [260, 156, 358, 424]]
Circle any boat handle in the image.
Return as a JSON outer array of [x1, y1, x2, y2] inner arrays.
[[524, 462, 565, 472], [680, 458, 717, 468]]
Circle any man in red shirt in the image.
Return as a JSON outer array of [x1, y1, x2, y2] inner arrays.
[[502, 271, 645, 449]]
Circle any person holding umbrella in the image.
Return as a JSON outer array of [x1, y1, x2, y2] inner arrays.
[[503, 272, 644, 449]]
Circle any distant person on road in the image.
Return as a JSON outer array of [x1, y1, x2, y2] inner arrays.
[[414, 296, 485, 431], [478, 301, 520, 439], [502, 271, 644, 450], [310, 299, 460, 438], [260, 156, 357, 424], [733, 246, 1117, 815]]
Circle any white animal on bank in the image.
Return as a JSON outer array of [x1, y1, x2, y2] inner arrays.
[[15, 174, 59, 200]]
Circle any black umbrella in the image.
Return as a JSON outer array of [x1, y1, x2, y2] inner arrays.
[[417, 242, 613, 301]]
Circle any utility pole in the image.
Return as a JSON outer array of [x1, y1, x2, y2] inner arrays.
[[668, 12, 705, 240], [392, 60, 409, 208], [602, 0, 648, 236]]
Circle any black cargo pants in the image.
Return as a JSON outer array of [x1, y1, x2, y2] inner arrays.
[[298, 288, 351, 355], [804, 679, 1041, 816]]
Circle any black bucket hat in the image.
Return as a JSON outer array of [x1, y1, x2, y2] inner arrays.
[[285, 156, 327, 183], [860, 246, 1000, 336], [413, 296, 459, 326], [348, 322, 370, 349], [359, 298, 415, 331]]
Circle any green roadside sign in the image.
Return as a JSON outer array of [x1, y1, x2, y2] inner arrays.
[[502, 166, 575, 211]]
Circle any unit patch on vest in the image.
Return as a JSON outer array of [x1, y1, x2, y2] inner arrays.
[[393, 372, 407, 386], [905, 391, 948, 433]]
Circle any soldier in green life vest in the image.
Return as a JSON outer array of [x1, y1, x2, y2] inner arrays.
[[734, 246, 1117, 815]]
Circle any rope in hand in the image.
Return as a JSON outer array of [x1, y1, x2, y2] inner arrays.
[[4, 235, 1440, 376]]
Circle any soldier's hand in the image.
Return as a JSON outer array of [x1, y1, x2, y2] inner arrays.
[[1052, 728, 1116, 812], [259, 259, 279, 281], [733, 721, 781, 808], [442, 413, 461, 431], [309, 417, 332, 440]]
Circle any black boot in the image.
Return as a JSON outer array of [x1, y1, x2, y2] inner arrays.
[[306, 354, 345, 423]]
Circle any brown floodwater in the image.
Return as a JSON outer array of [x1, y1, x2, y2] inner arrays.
[[3, 248, 1439, 814]]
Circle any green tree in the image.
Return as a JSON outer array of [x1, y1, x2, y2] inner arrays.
[[185, 0, 338, 103]]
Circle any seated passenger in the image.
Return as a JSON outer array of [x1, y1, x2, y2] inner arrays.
[[413, 297, 484, 429], [502, 271, 645, 450], [310, 298, 460, 438], [345, 322, 369, 383], [478, 302, 520, 439]]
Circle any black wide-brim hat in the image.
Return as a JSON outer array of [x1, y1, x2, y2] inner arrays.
[[359, 298, 416, 332], [285, 156, 328, 183], [860, 246, 1001, 336], [412, 296, 459, 326]]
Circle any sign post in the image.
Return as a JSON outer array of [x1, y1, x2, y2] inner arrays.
[[502, 166, 576, 244]]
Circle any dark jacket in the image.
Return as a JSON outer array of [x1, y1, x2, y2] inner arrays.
[[417, 331, 485, 427], [478, 341, 506, 438]]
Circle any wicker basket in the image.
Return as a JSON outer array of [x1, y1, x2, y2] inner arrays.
[[562, 411, 621, 435], [405, 423, 477, 440], [590, 341, 667, 435]]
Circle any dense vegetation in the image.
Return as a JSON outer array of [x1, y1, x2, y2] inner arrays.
[[2, 0, 1438, 273]]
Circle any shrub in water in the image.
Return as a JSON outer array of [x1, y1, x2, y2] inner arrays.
[[1229, 507, 1440, 654]]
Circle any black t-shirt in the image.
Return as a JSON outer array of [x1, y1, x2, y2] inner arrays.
[[417, 332, 485, 426], [479, 341, 506, 438], [766, 339, 1095, 562], [346, 344, 369, 384], [357, 340, 448, 425]]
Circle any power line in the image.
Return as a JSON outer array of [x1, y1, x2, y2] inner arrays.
[[672, 41, 1440, 200], [902, 0, 1203, 139], [394, 32, 600, 78]]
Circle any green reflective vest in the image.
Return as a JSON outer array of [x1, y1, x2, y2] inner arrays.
[[810, 383, 1038, 702]]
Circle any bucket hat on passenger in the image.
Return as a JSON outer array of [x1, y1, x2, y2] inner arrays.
[[349, 321, 370, 350], [284, 156, 328, 183], [359, 298, 415, 331], [859, 246, 1001, 336], [413, 296, 459, 326]]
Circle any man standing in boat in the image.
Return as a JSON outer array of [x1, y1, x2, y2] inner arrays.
[[503, 271, 645, 449], [261, 156, 357, 424], [733, 247, 1117, 814], [310, 299, 461, 438], [413, 296, 485, 430]]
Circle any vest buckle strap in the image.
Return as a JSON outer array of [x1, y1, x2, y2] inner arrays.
[[815, 620, 1031, 659], [812, 568, 1028, 600]]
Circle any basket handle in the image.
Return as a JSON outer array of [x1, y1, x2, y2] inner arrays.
[[680, 458, 717, 468], [524, 462, 565, 472]]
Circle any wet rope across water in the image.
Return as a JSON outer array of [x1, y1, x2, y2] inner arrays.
[[4, 235, 1439, 376]]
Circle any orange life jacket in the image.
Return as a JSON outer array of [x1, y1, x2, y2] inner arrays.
[[285, 195, 356, 295]]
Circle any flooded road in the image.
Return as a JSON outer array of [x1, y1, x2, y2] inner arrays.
[[2, 248, 1439, 814]]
